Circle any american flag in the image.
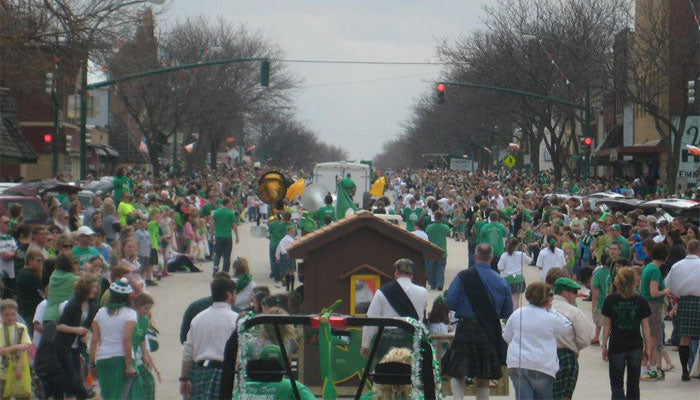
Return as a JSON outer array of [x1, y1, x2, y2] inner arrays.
[[138, 138, 148, 153]]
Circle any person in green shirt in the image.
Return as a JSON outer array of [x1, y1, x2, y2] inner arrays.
[[401, 197, 424, 232], [212, 198, 240, 275], [315, 194, 336, 228], [43, 254, 80, 322], [477, 211, 509, 270], [640, 244, 672, 381], [425, 211, 451, 290], [117, 192, 136, 226], [72, 226, 100, 270], [590, 253, 611, 346], [611, 224, 631, 261], [268, 212, 295, 282], [112, 167, 134, 205]]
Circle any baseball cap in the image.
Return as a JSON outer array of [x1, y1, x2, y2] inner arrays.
[[76, 226, 95, 236], [554, 277, 582, 293], [394, 259, 416, 275]]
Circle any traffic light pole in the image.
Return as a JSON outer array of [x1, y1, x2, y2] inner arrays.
[[79, 57, 269, 179], [52, 39, 60, 177], [438, 80, 592, 176]]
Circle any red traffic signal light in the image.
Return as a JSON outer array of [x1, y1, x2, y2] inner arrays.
[[436, 83, 446, 104], [43, 134, 53, 143], [583, 137, 593, 147]]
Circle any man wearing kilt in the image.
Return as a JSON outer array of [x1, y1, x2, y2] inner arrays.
[[665, 239, 700, 381], [275, 226, 298, 291], [180, 278, 239, 399], [551, 277, 594, 399], [444, 244, 513, 400]]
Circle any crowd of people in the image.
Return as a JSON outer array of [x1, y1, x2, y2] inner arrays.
[[361, 168, 699, 399], [0, 162, 698, 399]]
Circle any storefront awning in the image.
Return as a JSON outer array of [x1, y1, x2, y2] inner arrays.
[[88, 144, 120, 158]]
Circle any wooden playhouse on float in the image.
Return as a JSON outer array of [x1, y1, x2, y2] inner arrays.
[[286, 211, 444, 394]]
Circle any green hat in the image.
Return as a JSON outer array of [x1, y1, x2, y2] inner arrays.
[[554, 277, 581, 293], [599, 212, 608, 222], [611, 224, 621, 231]]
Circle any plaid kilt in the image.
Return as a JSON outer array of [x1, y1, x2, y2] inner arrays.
[[190, 363, 223, 400], [138, 364, 156, 400], [441, 318, 503, 380], [553, 348, 579, 399], [678, 296, 700, 337], [505, 275, 526, 293], [279, 254, 296, 274]]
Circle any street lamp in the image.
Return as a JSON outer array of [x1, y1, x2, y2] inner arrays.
[[521, 33, 593, 178], [79, 0, 165, 181]]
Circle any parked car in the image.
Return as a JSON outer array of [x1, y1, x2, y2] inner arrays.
[[82, 177, 114, 195], [0, 196, 50, 225], [596, 198, 645, 213], [639, 198, 700, 226]]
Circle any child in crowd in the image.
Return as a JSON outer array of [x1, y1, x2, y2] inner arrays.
[[591, 253, 611, 346], [0, 299, 32, 398], [135, 219, 155, 286], [451, 207, 467, 242]]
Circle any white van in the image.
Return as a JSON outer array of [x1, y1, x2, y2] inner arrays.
[[312, 162, 370, 207]]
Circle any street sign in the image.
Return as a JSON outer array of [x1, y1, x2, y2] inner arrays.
[[504, 155, 516, 168]]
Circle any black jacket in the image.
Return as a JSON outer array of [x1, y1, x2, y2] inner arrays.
[[55, 297, 98, 348]]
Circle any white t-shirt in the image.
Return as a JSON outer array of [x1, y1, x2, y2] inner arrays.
[[498, 251, 532, 276], [32, 300, 47, 346], [412, 230, 429, 241], [536, 247, 567, 282], [94, 307, 138, 360], [0, 234, 17, 279]]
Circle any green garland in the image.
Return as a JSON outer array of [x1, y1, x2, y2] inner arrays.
[[408, 317, 443, 400]]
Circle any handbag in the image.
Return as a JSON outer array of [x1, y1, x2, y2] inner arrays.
[[2, 325, 32, 398]]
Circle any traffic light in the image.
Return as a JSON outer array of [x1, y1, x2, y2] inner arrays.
[[437, 83, 446, 104], [45, 72, 54, 94], [260, 59, 270, 87], [689, 79, 697, 104], [583, 137, 593, 147], [43, 134, 53, 151]]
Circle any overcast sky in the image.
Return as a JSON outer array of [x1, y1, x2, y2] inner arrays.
[[166, 0, 486, 160]]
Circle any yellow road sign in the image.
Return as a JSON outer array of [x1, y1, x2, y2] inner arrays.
[[504, 155, 516, 168]]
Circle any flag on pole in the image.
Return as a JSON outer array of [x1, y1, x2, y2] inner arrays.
[[184, 142, 196, 153], [138, 138, 148, 153], [687, 144, 700, 156]]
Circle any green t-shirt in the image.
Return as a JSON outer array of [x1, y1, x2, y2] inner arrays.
[[523, 228, 535, 244], [72, 246, 100, 269], [614, 235, 631, 261], [315, 205, 336, 227], [112, 175, 133, 204], [562, 241, 577, 268], [117, 201, 135, 226], [477, 222, 509, 257], [147, 220, 163, 250], [200, 203, 218, 217], [641, 263, 665, 303], [426, 221, 451, 258], [269, 221, 295, 250], [213, 207, 239, 238], [402, 206, 424, 232], [235, 379, 316, 400], [593, 267, 611, 310]]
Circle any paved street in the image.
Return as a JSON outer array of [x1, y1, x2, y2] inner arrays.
[[150, 221, 699, 399]]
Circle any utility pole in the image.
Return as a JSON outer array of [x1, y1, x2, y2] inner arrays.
[[51, 37, 60, 176]]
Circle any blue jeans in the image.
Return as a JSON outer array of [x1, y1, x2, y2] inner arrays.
[[213, 237, 233, 273], [425, 259, 447, 289], [608, 348, 641, 400], [508, 368, 554, 400]]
